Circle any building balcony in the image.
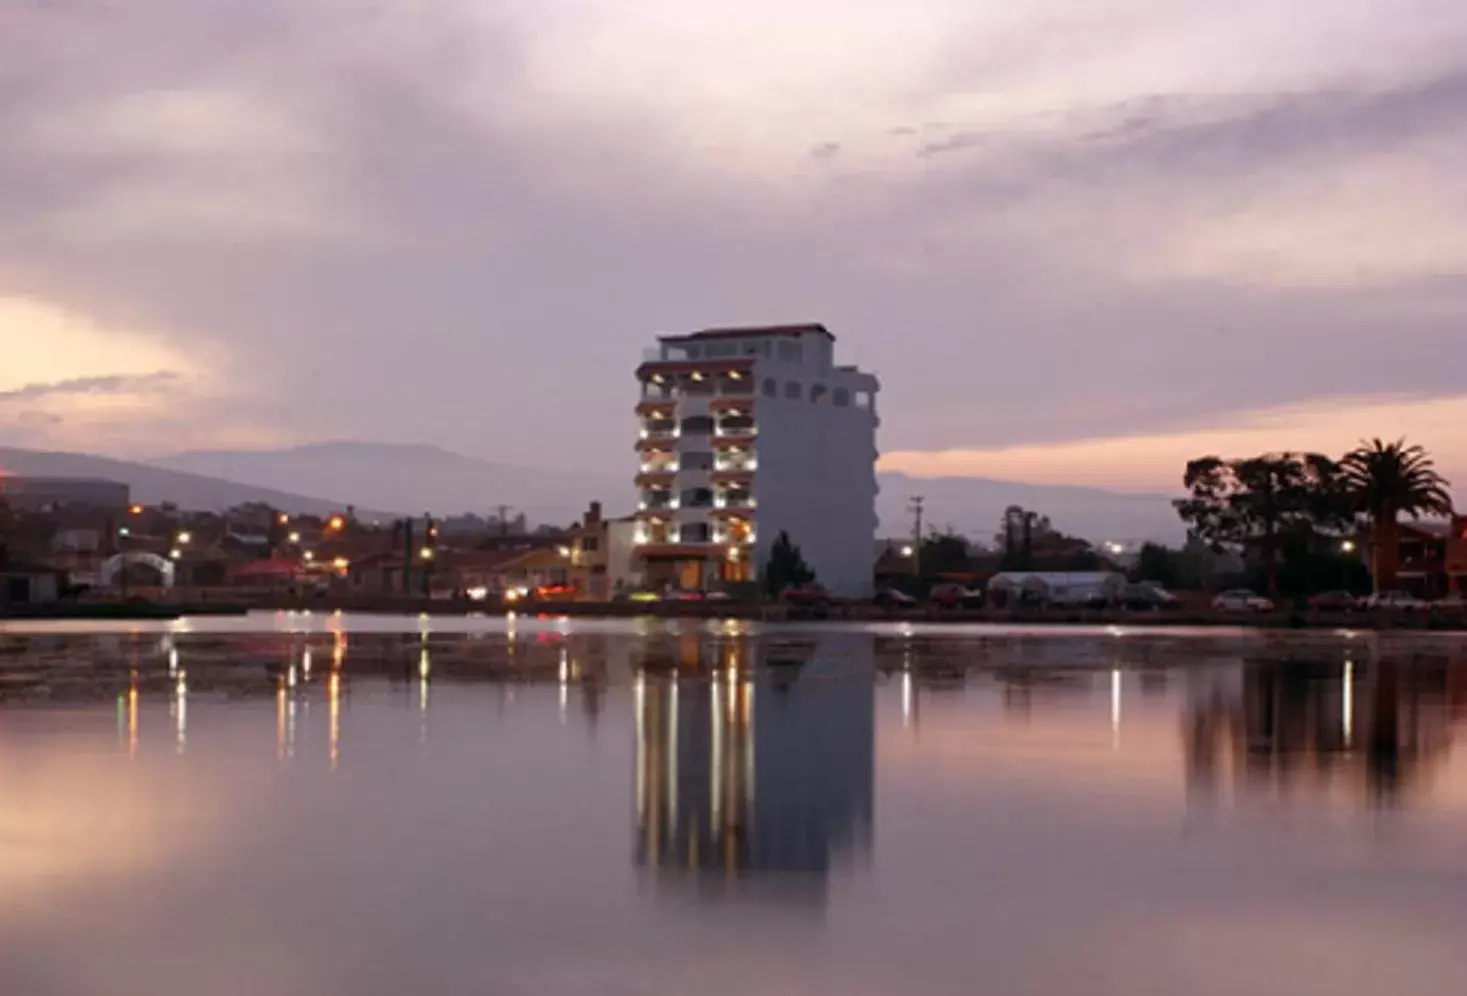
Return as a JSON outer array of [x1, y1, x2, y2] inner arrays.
[[712, 492, 757, 511], [635, 400, 676, 418], [715, 415, 757, 437], [635, 435, 678, 453], [679, 415, 715, 437], [636, 475, 677, 493]]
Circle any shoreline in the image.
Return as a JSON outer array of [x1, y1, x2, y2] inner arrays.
[[6, 596, 1466, 631]]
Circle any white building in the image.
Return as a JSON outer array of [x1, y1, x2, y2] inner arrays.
[[633, 323, 880, 597]]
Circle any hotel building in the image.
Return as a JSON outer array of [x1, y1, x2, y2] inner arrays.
[[633, 323, 880, 597]]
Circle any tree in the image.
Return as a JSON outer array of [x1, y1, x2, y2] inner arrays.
[[1341, 438, 1453, 592], [920, 530, 972, 577], [762, 531, 815, 598], [996, 506, 1053, 570], [1174, 452, 1342, 596]]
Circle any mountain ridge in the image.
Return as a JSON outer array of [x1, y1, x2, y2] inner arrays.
[[5, 443, 1185, 541]]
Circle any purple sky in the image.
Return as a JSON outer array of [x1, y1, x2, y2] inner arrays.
[[2, 1, 1465, 493]]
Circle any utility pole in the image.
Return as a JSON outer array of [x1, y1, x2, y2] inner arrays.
[[908, 496, 925, 578], [494, 505, 515, 538]]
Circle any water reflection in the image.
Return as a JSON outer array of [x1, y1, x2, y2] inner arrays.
[[4, 621, 1467, 994], [1186, 655, 1467, 806], [633, 634, 875, 905]]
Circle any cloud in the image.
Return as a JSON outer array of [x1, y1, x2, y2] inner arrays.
[[882, 393, 1467, 497], [0, 0, 1465, 483], [0, 372, 181, 405]]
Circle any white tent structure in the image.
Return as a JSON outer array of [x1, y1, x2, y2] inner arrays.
[[986, 571, 1127, 607]]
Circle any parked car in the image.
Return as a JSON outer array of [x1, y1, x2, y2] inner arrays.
[[1123, 583, 1180, 611], [1360, 590, 1429, 612], [782, 583, 833, 607], [1212, 589, 1275, 613], [929, 583, 983, 609], [1307, 590, 1357, 612], [1432, 594, 1467, 613], [873, 587, 919, 609]]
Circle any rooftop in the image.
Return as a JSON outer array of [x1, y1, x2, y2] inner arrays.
[[660, 322, 834, 343]]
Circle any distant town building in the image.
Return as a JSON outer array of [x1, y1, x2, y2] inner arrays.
[[633, 323, 880, 597], [0, 475, 131, 512]]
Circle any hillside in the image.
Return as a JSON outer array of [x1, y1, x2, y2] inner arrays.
[[3, 443, 1185, 541]]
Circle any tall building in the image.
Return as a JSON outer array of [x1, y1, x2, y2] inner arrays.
[[633, 323, 880, 596]]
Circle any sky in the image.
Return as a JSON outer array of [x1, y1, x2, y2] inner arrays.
[[1, 0, 1465, 495]]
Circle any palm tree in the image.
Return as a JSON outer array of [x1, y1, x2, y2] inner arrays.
[[1341, 438, 1453, 592]]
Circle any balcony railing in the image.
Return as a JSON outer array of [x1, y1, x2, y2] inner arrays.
[[714, 492, 756, 509], [714, 455, 757, 472], [716, 417, 757, 436]]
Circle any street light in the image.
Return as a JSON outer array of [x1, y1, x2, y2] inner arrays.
[[420, 547, 435, 562], [287, 532, 301, 544], [901, 545, 915, 558], [176, 531, 192, 545], [1341, 540, 1357, 554]]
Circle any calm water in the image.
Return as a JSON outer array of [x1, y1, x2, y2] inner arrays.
[[2, 613, 1466, 995]]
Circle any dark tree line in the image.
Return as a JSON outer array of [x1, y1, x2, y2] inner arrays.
[[1175, 438, 1452, 595]]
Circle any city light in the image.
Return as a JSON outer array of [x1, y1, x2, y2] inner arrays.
[[288, 531, 301, 544], [557, 546, 571, 557], [332, 557, 350, 571], [1341, 540, 1357, 553], [176, 531, 192, 545], [328, 516, 345, 531], [420, 547, 435, 561], [901, 545, 914, 558], [278, 513, 290, 525], [303, 551, 315, 562], [118, 526, 131, 537], [169, 548, 182, 560], [130, 504, 143, 515]]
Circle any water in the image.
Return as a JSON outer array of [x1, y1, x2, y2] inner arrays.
[[2, 613, 1465, 995]]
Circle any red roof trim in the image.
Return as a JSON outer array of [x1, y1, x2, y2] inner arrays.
[[660, 323, 833, 343]]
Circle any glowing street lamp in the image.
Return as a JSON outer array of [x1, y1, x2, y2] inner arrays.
[[901, 545, 915, 558], [420, 547, 435, 562], [176, 531, 193, 546], [1341, 540, 1357, 554]]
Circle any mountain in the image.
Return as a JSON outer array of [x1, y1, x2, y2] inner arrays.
[[156, 442, 1184, 542], [0, 446, 380, 518], [154, 442, 618, 527], [4, 442, 1185, 541], [876, 471, 1184, 545]]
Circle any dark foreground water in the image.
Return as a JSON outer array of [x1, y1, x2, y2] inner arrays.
[[2, 613, 1466, 995]]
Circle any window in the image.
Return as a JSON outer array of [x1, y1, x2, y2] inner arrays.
[[785, 381, 802, 400], [810, 384, 828, 404], [681, 487, 714, 508], [579, 536, 599, 552], [762, 377, 778, 397], [855, 390, 873, 409], [681, 451, 714, 471], [778, 341, 802, 361], [680, 522, 711, 543], [680, 415, 714, 435], [833, 387, 850, 407]]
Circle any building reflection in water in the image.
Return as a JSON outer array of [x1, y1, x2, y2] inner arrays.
[[633, 632, 875, 906], [1186, 651, 1467, 806]]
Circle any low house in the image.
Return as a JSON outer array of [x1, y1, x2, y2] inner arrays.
[[987, 571, 1128, 608], [565, 503, 641, 600], [0, 561, 63, 608]]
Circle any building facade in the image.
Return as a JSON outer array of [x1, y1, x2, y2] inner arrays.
[[633, 323, 879, 597]]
